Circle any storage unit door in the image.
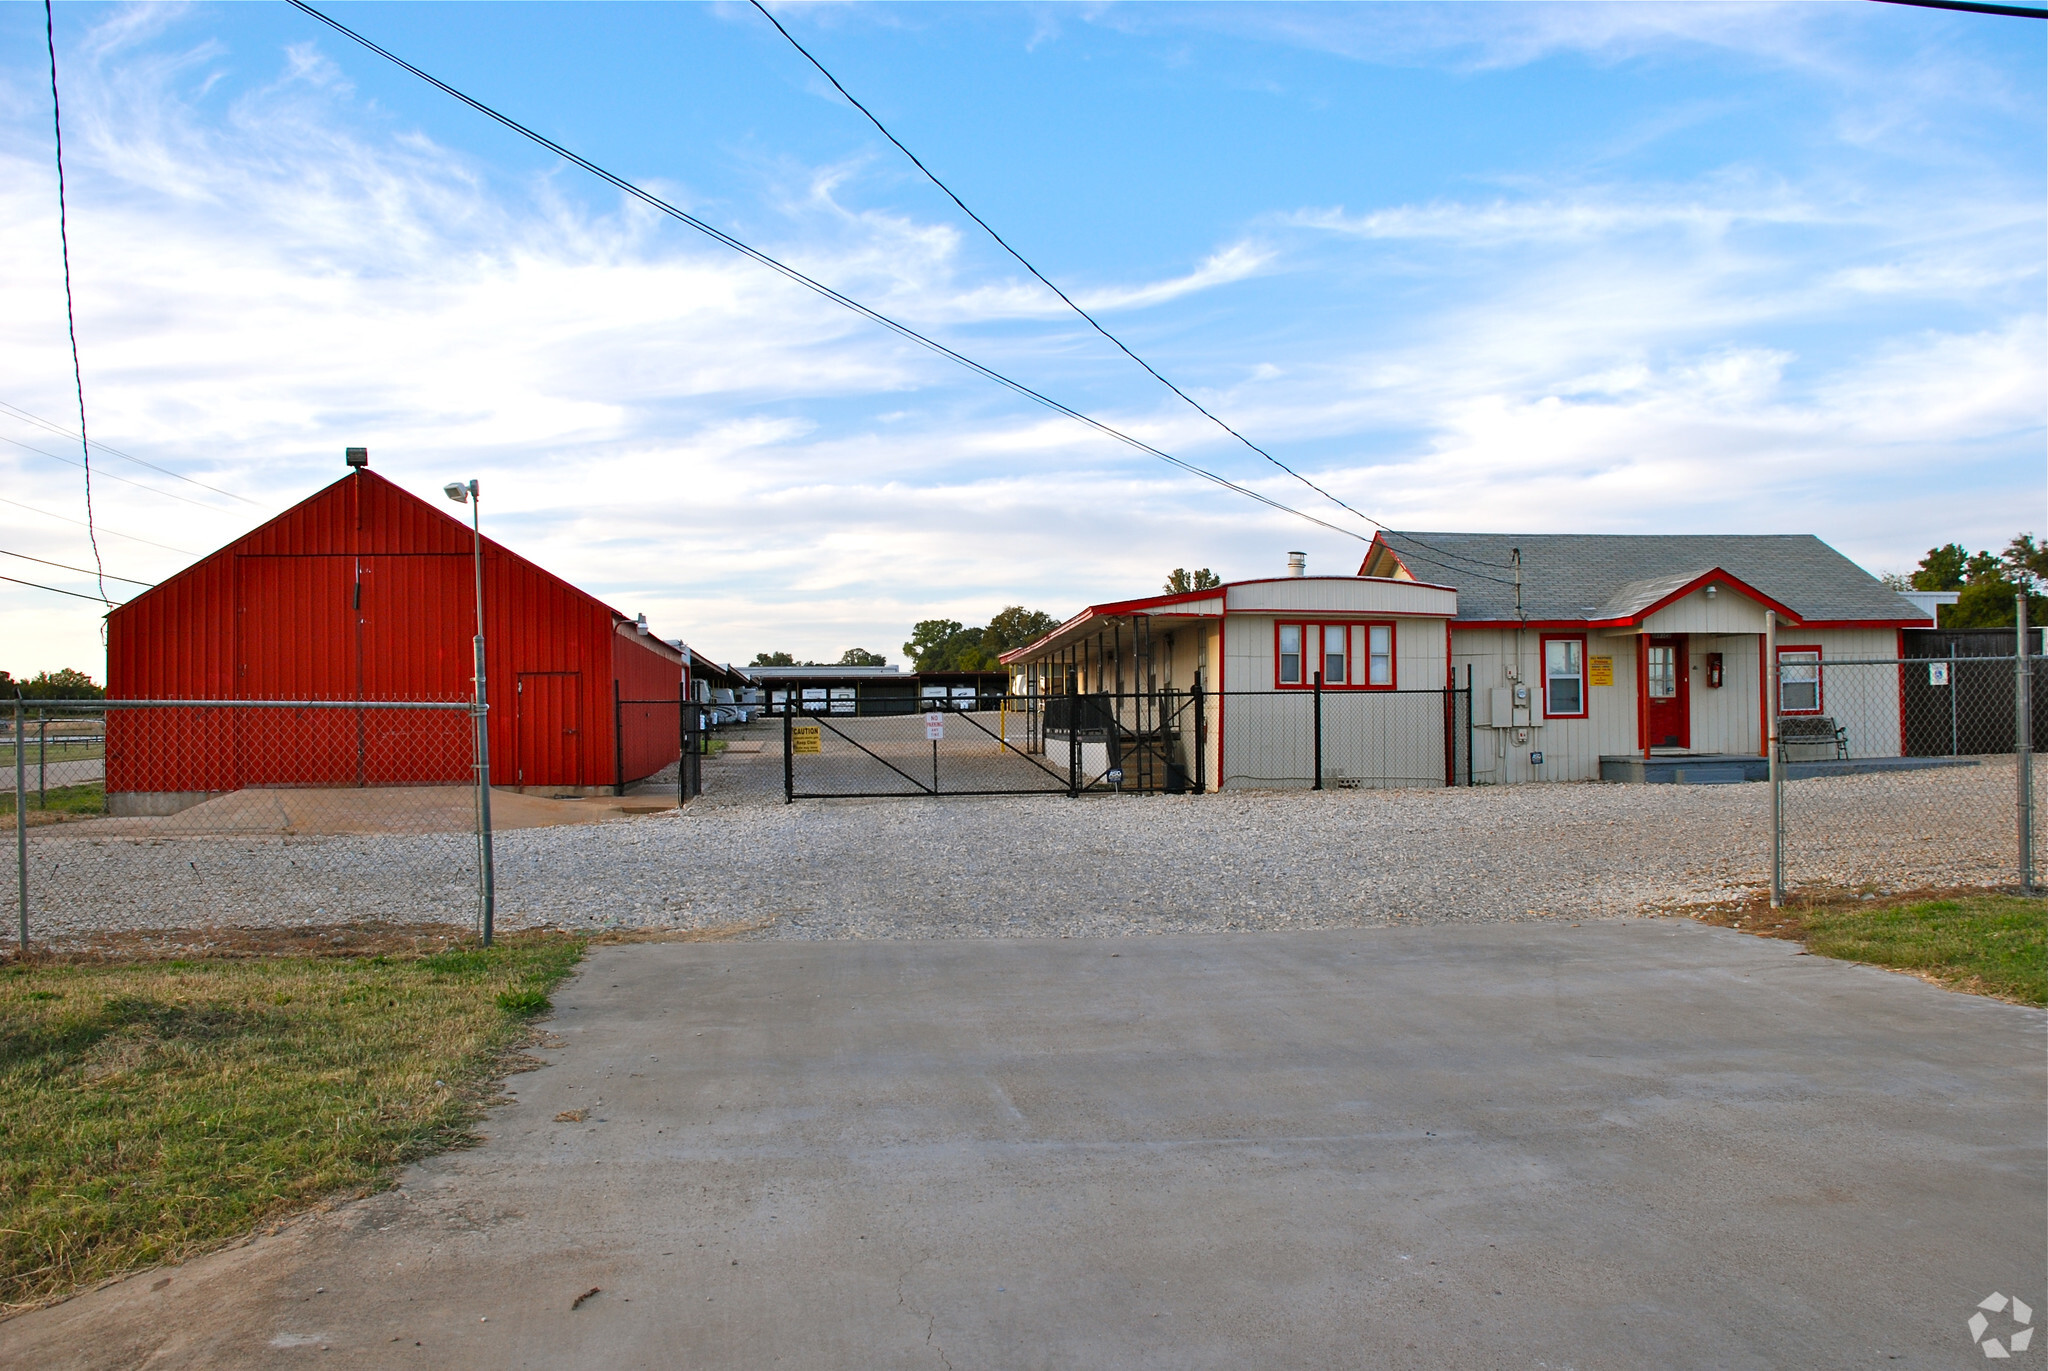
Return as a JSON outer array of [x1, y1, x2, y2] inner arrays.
[[515, 671, 583, 787]]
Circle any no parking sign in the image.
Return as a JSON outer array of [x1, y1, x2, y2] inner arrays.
[[925, 712, 946, 741]]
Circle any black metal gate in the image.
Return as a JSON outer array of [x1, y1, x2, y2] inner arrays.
[[784, 696, 1072, 799]]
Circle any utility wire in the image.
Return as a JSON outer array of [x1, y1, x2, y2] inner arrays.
[[747, 0, 1520, 585], [0, 398, 258, 505], [0, 548, 154, 588], [1868, 0, 2047, 16], [0, 573, 122, 606], [0, 433, 240, 512], [283, 0, 1371, 546], [44, 0, 107, 608], [0, 494, 195, 556]]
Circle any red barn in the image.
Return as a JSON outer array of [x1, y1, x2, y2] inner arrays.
[[106, 457, 685, 808]]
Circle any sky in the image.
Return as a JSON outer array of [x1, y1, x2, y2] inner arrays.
[[1, 0, 2041, 676]]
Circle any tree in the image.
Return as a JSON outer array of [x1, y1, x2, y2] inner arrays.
[[1164, 568, 1222, 595], [1911, 544, 1968, 591], [0, 668, 105, 699], [904, 609, 1061, 671], [2003, 534, 2048, 593], [836, 647, 886, 667], [749, 651, 800, 667], [1942, 535, 2047, 630], [982, 606, 1058, 656]]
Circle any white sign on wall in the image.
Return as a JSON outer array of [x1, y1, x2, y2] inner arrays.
[[925, 712, 946, 741]]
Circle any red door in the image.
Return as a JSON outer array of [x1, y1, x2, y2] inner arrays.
[[1645, 634, 1689, 749], [515, 672, 583, 787]]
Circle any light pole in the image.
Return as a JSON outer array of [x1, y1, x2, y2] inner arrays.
[[443, 479, 495, 945]]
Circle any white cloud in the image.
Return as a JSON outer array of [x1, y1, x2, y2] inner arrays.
[[0, 5, 2039, 677]]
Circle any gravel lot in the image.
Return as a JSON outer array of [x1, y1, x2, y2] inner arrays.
[[3, 751, 2034, 943]]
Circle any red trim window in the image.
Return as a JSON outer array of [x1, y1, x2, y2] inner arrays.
[[1275, 621, 1396, 689], [1777, 646, 1822, 715], [1541, 634, 1588, 718]]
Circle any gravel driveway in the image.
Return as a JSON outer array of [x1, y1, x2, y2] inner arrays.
[[4, 752, 2032, 942]]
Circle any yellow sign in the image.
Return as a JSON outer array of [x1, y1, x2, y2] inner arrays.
[[791, 723, 822, 755], [1588, 656, 1614, 687]]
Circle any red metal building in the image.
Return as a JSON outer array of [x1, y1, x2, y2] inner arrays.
[[107, 459, 685, 800]]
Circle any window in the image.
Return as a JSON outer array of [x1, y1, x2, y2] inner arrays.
[[1274, 621, 1396, 689], [1543, 635, 1586, 718], [1778, 648, 1821, 714], [1646, 644, 1678, 699], [1323, 626, 1346, 685], [1367, 625, 1393, 686]]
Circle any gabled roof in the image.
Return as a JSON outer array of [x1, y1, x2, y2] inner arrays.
[[1361, 532, 1927, 626]]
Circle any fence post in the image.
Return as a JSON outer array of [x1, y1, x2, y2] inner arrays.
[[1465, 664, 1476, 787], [1767, 610, 1783, 908], [13, 695, 25, 955], [676, 682, 688, 807], [783, 697, 794, 804], [1312, 671, 1324, 791], [37, 708, 47, 810], [1193, 679, 1206, 794], [1068, 698, 1081, 798], [2018, 594, 2034, 893]]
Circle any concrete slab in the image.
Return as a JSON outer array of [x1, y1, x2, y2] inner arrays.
[[2, 922, 2041, 1369], [48, 786, 672, 838]]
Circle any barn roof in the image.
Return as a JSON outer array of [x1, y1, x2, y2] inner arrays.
[[1359, 532, 1928, 626]]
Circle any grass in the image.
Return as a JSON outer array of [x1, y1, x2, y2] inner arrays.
[[0, 933, 583, 1311], [0, 781, 105, 821], [1692, 890, 2047, 1007]]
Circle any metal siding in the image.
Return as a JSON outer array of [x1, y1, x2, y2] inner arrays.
[[103, 467, 665, 794], [613, 627, 684, 784], [1226, 577, 1457, 618]]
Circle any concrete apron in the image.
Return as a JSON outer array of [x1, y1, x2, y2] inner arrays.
[[4, 923, 2042, 1370]]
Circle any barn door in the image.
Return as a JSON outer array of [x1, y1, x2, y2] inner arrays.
[[235, 555, 357, 787], [515, 672, 583, 787]]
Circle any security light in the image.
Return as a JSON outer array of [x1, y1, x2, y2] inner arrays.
[[443, 482, 469, 504]]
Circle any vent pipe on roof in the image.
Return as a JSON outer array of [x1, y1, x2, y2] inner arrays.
[[345, 447, 368, 468], [1287, 551, 1306, 577], [635, 612, 649, 635]]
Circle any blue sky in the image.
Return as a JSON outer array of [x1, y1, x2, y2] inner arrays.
[[2, 1, 2041, 673]]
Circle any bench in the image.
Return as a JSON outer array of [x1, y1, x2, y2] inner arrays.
[[1778, 715, 1848, 761]]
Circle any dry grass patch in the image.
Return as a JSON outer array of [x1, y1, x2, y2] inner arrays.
[[0, 932, 582, 1313]]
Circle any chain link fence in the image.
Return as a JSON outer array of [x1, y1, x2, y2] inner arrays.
[[1770, 651, 2041, 898], [7, 699, 487, 951]]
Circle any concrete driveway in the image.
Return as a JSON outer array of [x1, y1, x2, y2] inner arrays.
[[4, 921, 2042, 1369]]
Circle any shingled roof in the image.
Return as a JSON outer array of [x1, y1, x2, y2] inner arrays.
[[1360, 533, 1927, 625]]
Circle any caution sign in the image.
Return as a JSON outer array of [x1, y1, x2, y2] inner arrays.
[[791, 722, 822, 755], [1588, 655, 1614, 687]]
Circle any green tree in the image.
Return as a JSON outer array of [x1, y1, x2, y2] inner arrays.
[[1912, 544, 1968, 591], [1164, 567, 1222, 594], [0, 668, 105, 699], [1943, 535, 2047, 629], [836, 647, 886, 667], [749, 651, 799, 667], [982, 606, 1059, 656]]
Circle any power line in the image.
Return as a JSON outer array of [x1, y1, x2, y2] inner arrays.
[[1868, 0, 2047, 16], [0, 432, 241, 512], [0, 494, 195, 556], [283, 0, 1373, 546], [0, 548, 153, 588], [44, 0, 106, 608], [0, 398, 258, 505], [0, 573, 122, 606], [746, 1, 1520, 585]]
